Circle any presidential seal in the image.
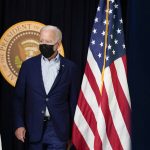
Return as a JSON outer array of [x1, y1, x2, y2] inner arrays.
[[0, 21, 64, 87]]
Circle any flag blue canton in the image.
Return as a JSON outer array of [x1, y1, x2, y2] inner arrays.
[[89, 0, 126, 72]]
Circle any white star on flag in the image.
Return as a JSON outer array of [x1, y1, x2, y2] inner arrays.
[[100, 42, 104, 47], [91, 40, 95, 45], [101, 31, 105, 36], [95, 18, 98, 23], [93, 28, 97, 34], [108, 44, 112, 50], [117, 28, 121, 34], [122, 44, 126, 49], [114, 39, 118, 44], [98, 53, 102, 58], [114, 4, 118, 9]]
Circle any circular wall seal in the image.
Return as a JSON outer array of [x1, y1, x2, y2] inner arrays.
[[0, 21, 64, 87]]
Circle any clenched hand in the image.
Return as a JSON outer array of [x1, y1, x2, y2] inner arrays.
[[15, 127, 26, 142]]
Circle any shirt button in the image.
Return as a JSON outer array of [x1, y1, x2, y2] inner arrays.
[[46, 98, 49, 102], [41, 110, 45, 114]]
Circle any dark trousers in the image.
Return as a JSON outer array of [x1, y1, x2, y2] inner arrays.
[[28, 119, 67, 150]]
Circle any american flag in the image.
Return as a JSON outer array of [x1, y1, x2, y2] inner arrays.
[[72, 0, 131, 149]]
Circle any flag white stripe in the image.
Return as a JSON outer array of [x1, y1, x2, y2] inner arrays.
[[87, 49, 102, 88], [114, 58, 131, 108], [104, 67, 131, 150], [97, 106, 113, 150], [81, 74, 99, 117], [74, 106, 94, 149]]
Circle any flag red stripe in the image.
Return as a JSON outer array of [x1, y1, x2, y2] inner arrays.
[[85, 63, 101, 105], [72, 124, 89, 150], [122, 55, 127, 74], [78, 90, 102, 149], [84, 63, 103, 149], [110, 62, 131, 135], [101, 85, 124, 150], [85, 63, 123, 150], [78, 91, 98, 134]]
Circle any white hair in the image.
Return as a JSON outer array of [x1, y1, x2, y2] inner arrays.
[[40, 25, 62, 42]]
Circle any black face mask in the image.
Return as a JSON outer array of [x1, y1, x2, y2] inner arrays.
[[39, 44, 55, 58]]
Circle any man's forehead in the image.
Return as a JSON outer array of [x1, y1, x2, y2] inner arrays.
[[40, 30, 57, 43], [41, 29, 56, 34]]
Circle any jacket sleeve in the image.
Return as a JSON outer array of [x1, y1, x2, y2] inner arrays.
[[13, 62, 27, 130]]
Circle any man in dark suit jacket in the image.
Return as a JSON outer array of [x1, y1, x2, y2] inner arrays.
[[13, 25, 80, 150]]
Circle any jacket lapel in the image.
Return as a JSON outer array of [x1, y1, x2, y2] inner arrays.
[[48, 55, 66, 95], [36, 54, 47, 95]]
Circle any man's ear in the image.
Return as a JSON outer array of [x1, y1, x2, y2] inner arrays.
[[56, 42, 61, 50]]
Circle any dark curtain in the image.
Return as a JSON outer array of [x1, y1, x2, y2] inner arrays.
[[0, 0, 150, 150], [127, 0, 150, 150]]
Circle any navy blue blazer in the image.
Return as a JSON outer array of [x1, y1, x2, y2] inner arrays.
[[13, 54, 80, 142]]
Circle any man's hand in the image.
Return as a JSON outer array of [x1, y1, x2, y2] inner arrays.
[[67, 140, 72, 150], [15, 127, 26, 142]]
